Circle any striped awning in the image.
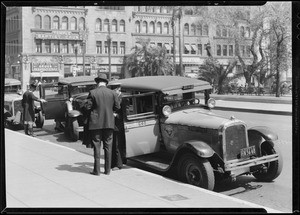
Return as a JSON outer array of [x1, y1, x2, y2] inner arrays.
[[184, 44, 191, 51], [191, 45, 198, 51]]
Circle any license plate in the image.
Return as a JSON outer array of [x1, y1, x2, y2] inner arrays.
[[240, 145, 256, 158]]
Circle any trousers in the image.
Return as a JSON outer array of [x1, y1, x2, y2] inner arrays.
[[90, 128, 114, 175]]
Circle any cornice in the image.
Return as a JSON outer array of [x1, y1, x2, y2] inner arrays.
[[32, 7, 86, 16]]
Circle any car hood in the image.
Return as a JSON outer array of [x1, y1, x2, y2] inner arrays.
[[4, 94, 22, 102], [164, 108, 235, 129]]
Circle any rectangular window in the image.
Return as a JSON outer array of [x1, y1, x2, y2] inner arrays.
[[120, 42, 125, 54], [61, 41, 68, 53], [96, 41, 102, 54], [246, 45, 251, 57], [191, 44, 197, 54], [222, 28, 227, 37], [112, 41, 118, 54], [229, 45, 233, 56], [216, 45, 221, 56], [45, 40, 51, 53], [198, 44, 202, 55], [104, 41, 108, 54], [70, 41, 75, 54], [240, 45, 245, 56], [223, 45, 227, 56], [157, 43, 162, 47], [53, 41, 60, 53]]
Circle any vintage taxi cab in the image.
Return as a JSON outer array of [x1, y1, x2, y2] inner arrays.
[[107, 76, 283, 191], [39, 76, 96, 141], [4, 78, 44, 130]]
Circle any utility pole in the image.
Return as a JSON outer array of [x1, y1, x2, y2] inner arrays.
[[171, 8, 176, 76], [83, 38, 86, 76], [178, 7, 184, 76]]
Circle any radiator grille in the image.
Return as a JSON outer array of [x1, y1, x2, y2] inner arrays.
[[224, 124, 247, 161]]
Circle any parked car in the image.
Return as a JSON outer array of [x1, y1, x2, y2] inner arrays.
[[4, 78, 43, 130], [104, 76, 282, 191], [39, 76, 97, 141]]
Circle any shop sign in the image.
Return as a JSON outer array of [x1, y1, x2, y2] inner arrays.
[[32, 63, 59, 72], [35, 32, 83, 40]]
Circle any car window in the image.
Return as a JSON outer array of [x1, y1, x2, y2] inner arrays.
[[44, 85, 68, 100], [70, 84, 95, 96], [5, 85, 21, 93], [122, 91, 156, 120]]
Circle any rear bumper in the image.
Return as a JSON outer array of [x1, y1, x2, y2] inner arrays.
[[224, 154, 279, 172]]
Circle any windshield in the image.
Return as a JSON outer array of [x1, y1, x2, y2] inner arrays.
[[5, 85, 22, 94]]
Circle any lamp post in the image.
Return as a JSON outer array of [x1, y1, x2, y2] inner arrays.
[[107, 25, 112, 81]]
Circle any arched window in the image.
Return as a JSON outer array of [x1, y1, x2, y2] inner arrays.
[[240, 26, 245, 37], [184, 23, 189, 35], [197, 24, 202, 36], [203, 24, 208, 36], [53, 16, 59, 29], [156, 22, 162, 34], [44, 15, 51, 29], [245, 27, 250, 37], [95, 18, 102, 31], [62, 16, 68, 30], [163, 22, 169, 34], [112, 19, 117, 32], [79, 17, 85, 30], [35, 15, 42, 29], [70, 17, 77, 30], [149, 21, 154, 33], [120, 19, 125, 32], [135, 21, 140, 33], [142, 21, 148, 33], [104, 19, 109, 31], [191, 24, 196, 36]]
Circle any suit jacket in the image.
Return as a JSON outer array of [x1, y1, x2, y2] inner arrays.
[[87, 86, 120, 130]]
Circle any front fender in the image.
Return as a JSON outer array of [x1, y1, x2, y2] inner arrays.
[[248, 126, 278, 148], [177, 140, 215, 158]]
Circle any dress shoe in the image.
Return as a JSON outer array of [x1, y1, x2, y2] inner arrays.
[[90, 171, 100, 176], [104, 171, 111, 175]]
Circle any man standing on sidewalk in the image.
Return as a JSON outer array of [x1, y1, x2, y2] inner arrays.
[[22, 82, 47, 137], [86, 73, 120, 176]]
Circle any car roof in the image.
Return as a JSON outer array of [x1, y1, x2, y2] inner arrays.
[[58, 76, 96, 86], [5, 78, 21, 86], [108, 76, 212, 95]]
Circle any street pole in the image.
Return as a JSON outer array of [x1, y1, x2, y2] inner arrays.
[[83, 40, 86, 76], [107, 25, 112, 81], [178, 7, 184, 76], [172, 9, 176, 76]]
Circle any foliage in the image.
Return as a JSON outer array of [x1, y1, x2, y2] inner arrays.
[[125, 38, 174, 77]]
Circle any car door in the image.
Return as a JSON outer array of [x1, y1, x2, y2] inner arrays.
[[40, 83, 69, 120], [122, 92, 160, 158]]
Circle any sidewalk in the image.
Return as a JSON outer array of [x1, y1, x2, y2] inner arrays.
[[4, 129, 282, 213]]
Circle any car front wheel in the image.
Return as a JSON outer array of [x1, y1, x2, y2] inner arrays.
[[67, 117, 79, 142], [177, 153, 215, 191], [35, 111, 44, 128], [253, 142, 283, 181]]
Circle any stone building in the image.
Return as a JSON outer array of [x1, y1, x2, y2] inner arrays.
[[5, 5, 258, 92]]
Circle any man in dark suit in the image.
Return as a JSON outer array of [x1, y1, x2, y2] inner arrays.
[[87, 73, 120, 176]]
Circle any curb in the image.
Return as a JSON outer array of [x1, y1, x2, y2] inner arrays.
[[214, 106, 292, 116]]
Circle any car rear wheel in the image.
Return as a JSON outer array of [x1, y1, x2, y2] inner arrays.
[[35, 111, 44, 128], [253, 142, 283, 181], [177, 153, 215, 191]]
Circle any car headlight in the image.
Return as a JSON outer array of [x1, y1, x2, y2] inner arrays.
[[162, 105, 172, 117], [207, 98, 216, 108]]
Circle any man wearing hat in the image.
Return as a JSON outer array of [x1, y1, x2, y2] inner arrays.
[[86, 73, 120, 176], [22, 82, 47, 137], [109, 82, 125, 170]]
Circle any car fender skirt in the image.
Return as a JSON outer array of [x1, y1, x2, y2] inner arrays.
[[68, 110, 81, 118], [181, 140, 214, 158], [248, 126, 278, 142]]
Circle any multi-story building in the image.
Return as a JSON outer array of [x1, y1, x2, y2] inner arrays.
[[6, 5, 288, 92]]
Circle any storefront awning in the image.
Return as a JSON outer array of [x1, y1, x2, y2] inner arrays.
[[184, 44, 192, 51], [191, 45, 198, 51], [31, 72, 62, 77]]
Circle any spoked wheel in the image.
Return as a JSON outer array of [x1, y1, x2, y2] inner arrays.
[[177, 153, 215, 191], [253, 142, 283, 181], [35, 111, 44, 128]]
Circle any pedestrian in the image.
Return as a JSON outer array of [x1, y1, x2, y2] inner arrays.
[[109, 82, 125, 170], [86, 73, 120, 176], [22, 82, 47, 137]]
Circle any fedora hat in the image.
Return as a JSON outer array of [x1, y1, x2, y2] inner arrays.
[[94, 73, 108, 84], [30, 82, 38, 89]]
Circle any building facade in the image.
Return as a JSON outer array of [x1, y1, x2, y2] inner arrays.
[[5, 5, 289, 92]]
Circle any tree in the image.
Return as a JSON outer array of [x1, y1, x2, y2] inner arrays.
[[125, 38, 173, 77], [199, 56, 238, 94]]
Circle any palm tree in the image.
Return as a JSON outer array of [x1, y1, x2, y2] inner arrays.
[[125, 38, 173, 77]]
